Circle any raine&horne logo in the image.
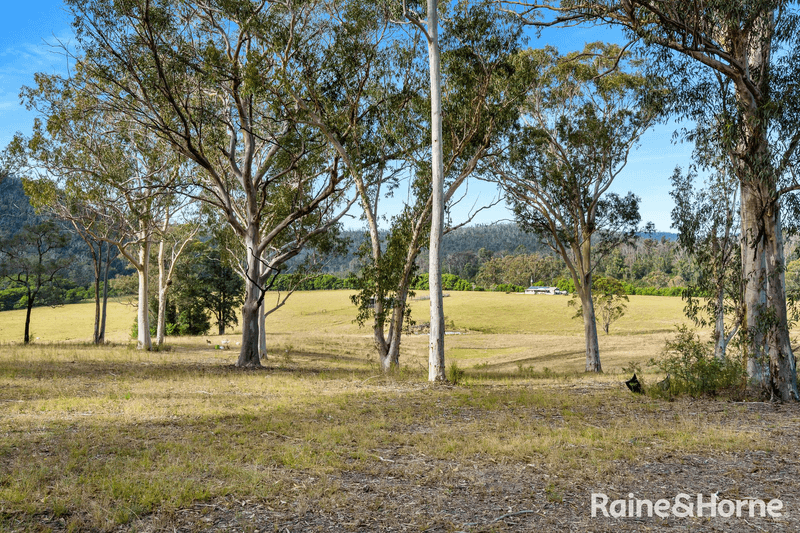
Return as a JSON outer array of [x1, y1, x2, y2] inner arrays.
[[591, 492, 784, 519]]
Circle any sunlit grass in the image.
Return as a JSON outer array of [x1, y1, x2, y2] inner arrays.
[[0, 341, 774, 530], [0, 299, 138, 344], [0, 290, 782, 530]]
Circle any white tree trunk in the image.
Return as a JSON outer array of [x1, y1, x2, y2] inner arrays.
[[137, 237, 152, 351], [741, 179, 768, 385], [156, 237, 167, 346], [237, 227, 262, 367], [763, 206, 799, 400], [99, 243, 111, 344], [258, 296, 268, 361], [427, 0, 446, 382], [714, 288, 726, 361], [579, 281, 601, 373]]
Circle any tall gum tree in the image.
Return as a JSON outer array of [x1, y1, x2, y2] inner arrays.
[[154, 204, 199, 346], [495, 43, 663, 372], [339, 1, 525, 372], [670, 161, 742, 362], [64, 0, 356, 366], [508, 0, 800, 399], [402, 0, 447, 381], [12, 84, 188, 351], [19, 179, 120, 345]]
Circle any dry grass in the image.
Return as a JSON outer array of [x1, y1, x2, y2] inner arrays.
[[0, 300, 137, 344], [1, 292, 797, 532]]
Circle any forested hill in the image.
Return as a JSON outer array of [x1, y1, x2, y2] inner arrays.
[[0, 176, 41, 238], [0, 176, 105, 286], [319, 224, 677, 274], [319, 223, 553, 274]]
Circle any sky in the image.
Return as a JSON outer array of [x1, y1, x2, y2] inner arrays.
[[0, 1, 694, 232]]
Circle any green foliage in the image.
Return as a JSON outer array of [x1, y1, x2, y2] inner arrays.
[[412, 273, 429, 290], [621, 283, 685, 297], [555, 278, 575, 293], [0, 220, 74, 342], [569, 276, 629, 334], [502, 42, 663, 271], [0, 286, 28, 311], [442, 273, 473, 291], [475, 252, 563, 288], [272, 273, 357, 292], [447, 360, 466, 385], [350, 207, 424, 335], [669, 166, 741, 354], [650, 325, 746, 397], [492, 283, 524, 293], [594, 277, 629, 334], [170, 241, 242, 336]]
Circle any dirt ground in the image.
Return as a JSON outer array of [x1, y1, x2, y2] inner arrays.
[[19, 396, 797, 533], [105, 451, 798, 532]]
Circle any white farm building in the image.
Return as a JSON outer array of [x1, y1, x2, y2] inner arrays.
[[524, 286, 567, 295]]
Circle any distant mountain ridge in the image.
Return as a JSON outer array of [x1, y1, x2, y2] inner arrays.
[[317, 224, 678, 274]]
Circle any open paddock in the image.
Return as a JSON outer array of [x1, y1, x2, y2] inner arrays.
[[1, 291, 798, 532]]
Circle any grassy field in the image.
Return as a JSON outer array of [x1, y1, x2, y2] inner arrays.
[[0, 291, 689, 372], [1, 291, 798, 532]]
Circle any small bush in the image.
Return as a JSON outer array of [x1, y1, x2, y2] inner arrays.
[[650, 325, 745, 397], [448, 361, 465, 385]]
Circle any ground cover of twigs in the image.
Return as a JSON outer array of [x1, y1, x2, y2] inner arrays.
[[1, 339, 799, 533]]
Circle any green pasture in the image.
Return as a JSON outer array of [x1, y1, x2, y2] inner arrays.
[[0, 291, 690, 374]]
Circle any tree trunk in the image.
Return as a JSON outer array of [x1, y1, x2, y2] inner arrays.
[[93, 242, 102, 344], [427, 0, 446, 382], [734, 11, 796, 400], [579, 283, 601, 373], [156, 237, 167, 346], [258, 297, 268, 361], [23, 292, 33, 344], [385, 282, 412, 371], [237, 229, 262, 367], [99, 243, 111, 344], [374, 320, 392, 373], [714, 286, 726, 361], [740, 179, 769, 389], [763, 206, 799, 400], [136, 238, 152, 350]]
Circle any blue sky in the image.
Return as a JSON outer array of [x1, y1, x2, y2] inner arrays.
[[0, 1, 73, 146], [0, 1, 693, 232]]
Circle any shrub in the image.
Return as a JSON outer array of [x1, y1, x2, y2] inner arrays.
[[650, 325, 746, 397], [492, 283, 524, 293], [448, 361, 465, 385], [0, 286, 27, 311]]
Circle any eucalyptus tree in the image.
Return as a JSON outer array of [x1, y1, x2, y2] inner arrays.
[[62, 0, 367, 366], [25, 187, 119, 345], [154, 205, 200, 346], [670, 164, 742, 361], [495, 44, 663, 372], [505, 0, 800, 399], [398, 0, 448, 381], [12, 79, 191, 351], [8, 130, 117, 344], [341, 1, 524, 372], [0, 148, 12, 183]]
